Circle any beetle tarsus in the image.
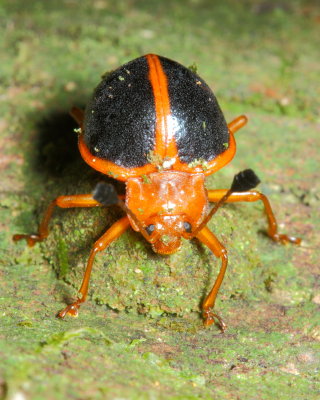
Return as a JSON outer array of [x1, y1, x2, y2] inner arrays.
[[270, 233, 301, 245], [12, 233, 43, 247], [202, 310, 226, 332], [57, 301, 81, 319]]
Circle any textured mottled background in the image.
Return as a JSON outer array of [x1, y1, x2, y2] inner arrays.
[[0, 1, 319, 399]]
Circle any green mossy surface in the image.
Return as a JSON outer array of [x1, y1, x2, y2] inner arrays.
[[0, 1, 319, 399]]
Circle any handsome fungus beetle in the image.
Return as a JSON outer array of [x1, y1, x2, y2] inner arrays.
[[13, 54, 301, 331]]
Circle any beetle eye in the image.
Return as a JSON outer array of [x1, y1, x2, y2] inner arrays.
[[183, 221, 192, 233], [146, 224, 155, 235]]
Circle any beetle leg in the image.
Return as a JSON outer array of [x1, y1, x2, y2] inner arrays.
[[70, 106, 85, 127], [228, 115, 248, 134], [196, 226, 228, 331], [207, 190, 301, 245], [13, 194, 102, 247], [57, 216, 130, 318]]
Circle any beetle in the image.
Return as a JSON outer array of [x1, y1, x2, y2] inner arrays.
[[13, 54, 301, 331]]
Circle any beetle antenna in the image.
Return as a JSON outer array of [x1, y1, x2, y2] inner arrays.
[[230, 169, 260, 192], [92, 182, 151, 242], [193, 169, 260, 236], [93, 182, 119, 206]]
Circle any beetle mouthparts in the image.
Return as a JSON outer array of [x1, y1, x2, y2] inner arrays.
[[152, 235, 181, 255]]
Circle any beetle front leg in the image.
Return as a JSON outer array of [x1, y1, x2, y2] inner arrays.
[[13, 194, 102, 246], [57, 216, 130, 318], [207, 190, 301, 245], [196, 226, 228, 332]]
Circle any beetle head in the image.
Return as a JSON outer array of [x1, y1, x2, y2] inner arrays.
[[126, 171, 208, 254]]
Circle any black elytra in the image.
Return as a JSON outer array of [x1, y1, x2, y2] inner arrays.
[[84, 57, 155, 168], [84, 55, 229, 168]]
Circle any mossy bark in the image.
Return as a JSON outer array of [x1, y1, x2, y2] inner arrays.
[[1, 1, 319, 399]]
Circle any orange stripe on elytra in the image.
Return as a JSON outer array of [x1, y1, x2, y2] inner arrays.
[[146, 54, 178, 159]]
